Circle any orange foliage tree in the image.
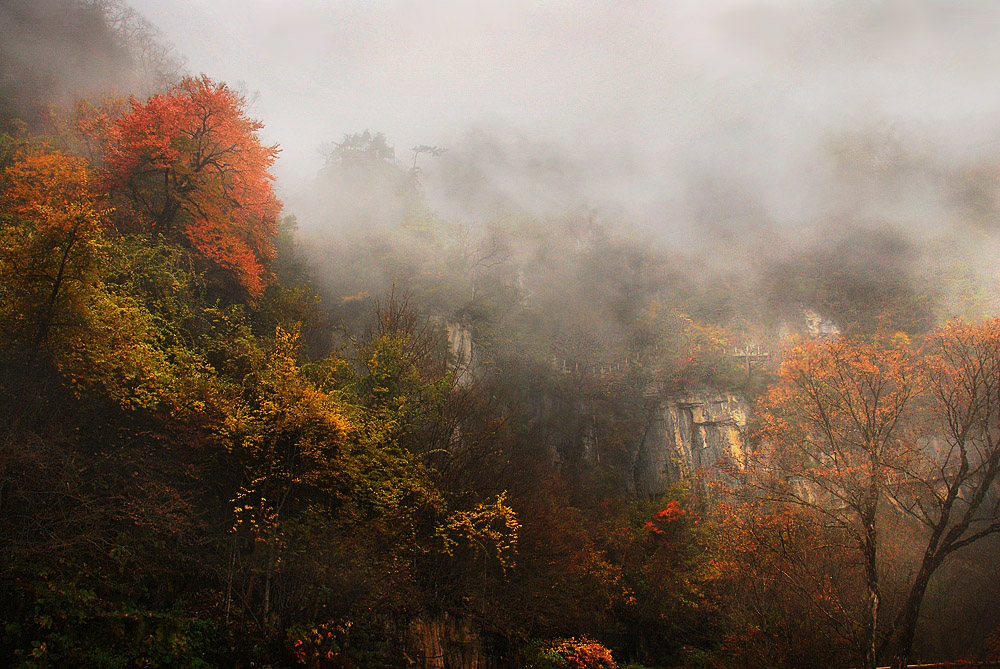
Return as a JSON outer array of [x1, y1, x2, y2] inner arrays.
[[711, 498, 861, 668], [0, 150, 105, 342], [749, 334, 920, 669], [884, 320, 1000, 669], [528, 636, 617, 669], [746, 324, 1000, 669], [84, 75, 281, 295]]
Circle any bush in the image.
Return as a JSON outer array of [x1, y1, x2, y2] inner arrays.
[[526, 637, 618, 669]]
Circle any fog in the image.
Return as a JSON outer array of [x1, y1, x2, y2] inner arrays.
[[127, 1, 1000, 241]]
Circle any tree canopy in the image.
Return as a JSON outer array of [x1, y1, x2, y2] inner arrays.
[[84, 74, 281, 295]]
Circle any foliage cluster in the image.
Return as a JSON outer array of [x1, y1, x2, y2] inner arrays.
[[0, 76, 527, 667], [2, 10, 1000, 667], [526, 637, 618, 669]]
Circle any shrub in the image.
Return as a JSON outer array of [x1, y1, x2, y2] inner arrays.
[[526, 636, 617, 669]]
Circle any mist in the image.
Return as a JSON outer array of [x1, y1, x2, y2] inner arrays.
[[127, 0, 1000, 224], [117, 0, 1000, 334], [5, 2, 1000, 666]]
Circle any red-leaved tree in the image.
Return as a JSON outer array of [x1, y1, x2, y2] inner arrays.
[[84, 75, 281, 295]]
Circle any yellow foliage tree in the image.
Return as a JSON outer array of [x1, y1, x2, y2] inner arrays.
[[0, 150, 105, 344]]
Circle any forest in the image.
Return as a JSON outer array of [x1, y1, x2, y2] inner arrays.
[[1, 1, 1000, 668]]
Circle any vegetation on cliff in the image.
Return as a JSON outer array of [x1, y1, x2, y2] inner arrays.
[[1, 3, 999, 668]]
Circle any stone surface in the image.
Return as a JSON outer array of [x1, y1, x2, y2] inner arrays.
[[632, 393, 747, 496], [405, 613, 485, 669]]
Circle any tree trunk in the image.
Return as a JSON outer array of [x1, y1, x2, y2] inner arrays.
[[888, 560, 937, 669], [863, 523, 881, 669], [39, 223, 80, 342]]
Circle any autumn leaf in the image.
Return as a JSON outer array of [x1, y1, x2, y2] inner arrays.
[[85, 75, 281, 295]]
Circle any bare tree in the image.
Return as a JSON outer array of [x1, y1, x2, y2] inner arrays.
[[86, 0, 185, 94]]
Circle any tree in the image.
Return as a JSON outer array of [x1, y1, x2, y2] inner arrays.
[[223, 326, 352, 631], [84, 75, 281, 295], [526, 637, 617, 669], [410, 144, 446, 175], [712, 498, 860, 668], [0, 149, 105, 344], [308, 130, 427, 239], [884, 320, 1000, 668], [323, 130, 395, 166], [749, 334, 918, 669], [620, 494, 725, 665], [749, 326, 1000, 668], [89, 0, 185, 94]]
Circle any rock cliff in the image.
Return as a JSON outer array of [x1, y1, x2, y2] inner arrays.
[[631, 393, 748, 496]]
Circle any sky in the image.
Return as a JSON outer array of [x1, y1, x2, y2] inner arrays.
[[127, 0, 1000, 234]]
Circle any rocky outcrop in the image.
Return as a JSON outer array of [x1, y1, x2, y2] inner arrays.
[[444, 322, 478, 387], [404, 614, 485, 669], [632, 393, 747, 496], [445, 322, 474, 368]]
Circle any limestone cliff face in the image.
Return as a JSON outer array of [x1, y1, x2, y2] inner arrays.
[[445, 321, 750, 496], [445, 322, 474, 368], [444, 322, 477, 387], [632, 393, 747, 496], [404, 614, 485, 669]]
